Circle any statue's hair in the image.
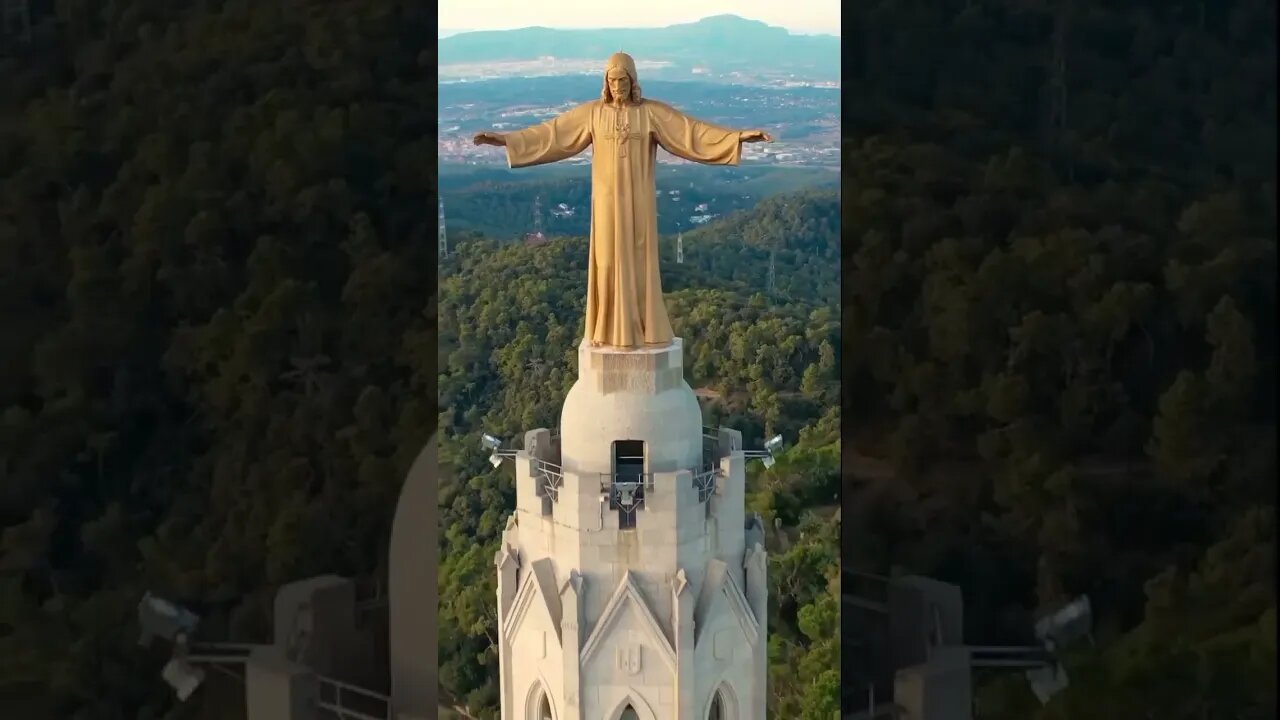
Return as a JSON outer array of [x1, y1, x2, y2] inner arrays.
[[601, 69, 642, 104]]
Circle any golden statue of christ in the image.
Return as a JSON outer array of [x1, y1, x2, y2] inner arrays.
[[474, 52, 773, 349]]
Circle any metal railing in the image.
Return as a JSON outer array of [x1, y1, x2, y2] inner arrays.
[[316, 675, 390, 720], [704, 425, 741, 451], [600, 472, 653, 502], [692, 468, 719, 503], [968, 645, 1054, 669], [600, 472, 652, 519], [533, 458, 564, 502], [843, 570, 891, 614]]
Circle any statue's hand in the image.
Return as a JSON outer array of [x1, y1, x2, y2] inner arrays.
[[473, 132, 506, 147], [741, 130, 773, 143]]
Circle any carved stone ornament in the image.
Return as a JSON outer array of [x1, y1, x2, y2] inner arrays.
[[617, 644, 642, 675]]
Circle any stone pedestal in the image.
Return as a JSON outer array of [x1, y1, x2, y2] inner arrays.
[[559, 338, 702, 475], [496, 337, 767, 720]]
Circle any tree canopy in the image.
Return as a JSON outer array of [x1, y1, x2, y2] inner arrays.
[[840, 1, 1275, 716]]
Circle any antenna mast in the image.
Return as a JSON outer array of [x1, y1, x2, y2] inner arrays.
[[531, 194, 544, 241]]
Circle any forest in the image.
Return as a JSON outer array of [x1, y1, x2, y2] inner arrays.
[[840, 1, 1275, 717], [1, 2, 442, 718], [0, 0, 1274, 719]]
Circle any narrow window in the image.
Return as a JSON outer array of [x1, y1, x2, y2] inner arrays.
[[612, 440, 645, 529]]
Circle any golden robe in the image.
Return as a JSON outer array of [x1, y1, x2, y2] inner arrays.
[[504, 99, 743, 348]]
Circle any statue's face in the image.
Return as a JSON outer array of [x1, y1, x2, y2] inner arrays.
[[607, 69, 632, 102]]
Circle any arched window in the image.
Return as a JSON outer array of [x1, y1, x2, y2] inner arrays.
[[708, 690, 724, 720], [539, 693, 553, 720], [620, 704, 640, 720]]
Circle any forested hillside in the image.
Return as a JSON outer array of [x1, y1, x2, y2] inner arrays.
[[840, 1, 1275, 717], [665, 189, 841, 306], [436, 196, 842, 717], [439, 165, 838, 240], [1, 2, 439, 718]]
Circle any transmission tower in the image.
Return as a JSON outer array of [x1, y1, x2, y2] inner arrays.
[[438, 198, 448, 259], [676, 233, 683, 264], [530, 194, 544, 241]]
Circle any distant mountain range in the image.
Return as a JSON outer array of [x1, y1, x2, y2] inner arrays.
[[438, 15, 839, 82]]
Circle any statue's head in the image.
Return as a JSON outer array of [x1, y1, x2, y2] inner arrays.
[[602, 52, 641, 104]]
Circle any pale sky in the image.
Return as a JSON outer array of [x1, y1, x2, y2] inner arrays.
[[438, 1, 840, 36]]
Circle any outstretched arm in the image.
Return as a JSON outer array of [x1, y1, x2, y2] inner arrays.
[[647, 101, 772, 166], [473, 102, 594, 169]]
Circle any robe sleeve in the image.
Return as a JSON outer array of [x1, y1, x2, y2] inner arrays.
[[646, 100, 742, 166], [504, 102, 595, 168]]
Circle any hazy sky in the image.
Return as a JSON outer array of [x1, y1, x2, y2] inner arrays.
[[438, 1, 840, 37]]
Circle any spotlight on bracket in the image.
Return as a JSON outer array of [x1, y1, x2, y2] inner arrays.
[[1035, 595, 1094, 650], [482, 433, 517, 468], [1026, 595, 1094, 704], [744, 434, 785, 468], [137, 592, 207, 702], [137, 592, 199, 648]]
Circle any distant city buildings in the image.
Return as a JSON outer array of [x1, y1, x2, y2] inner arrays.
[[438, 72, 838, 169]]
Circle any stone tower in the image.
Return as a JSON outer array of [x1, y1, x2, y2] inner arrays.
[[494, 338, 769, 720]]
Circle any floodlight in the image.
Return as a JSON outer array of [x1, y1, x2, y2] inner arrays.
[[1035, 595, 1093, 648], [743, 434, 784, 466], [481, 433, 502, 450], [489, 453, 503, 468], [162, 657, 206, 701], [137, 593, 199, 647]]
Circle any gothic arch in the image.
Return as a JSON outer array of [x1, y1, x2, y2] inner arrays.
[[701, 678, 741, 720], [605, 690, 659, 720], [523, 676, 558, 720]]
